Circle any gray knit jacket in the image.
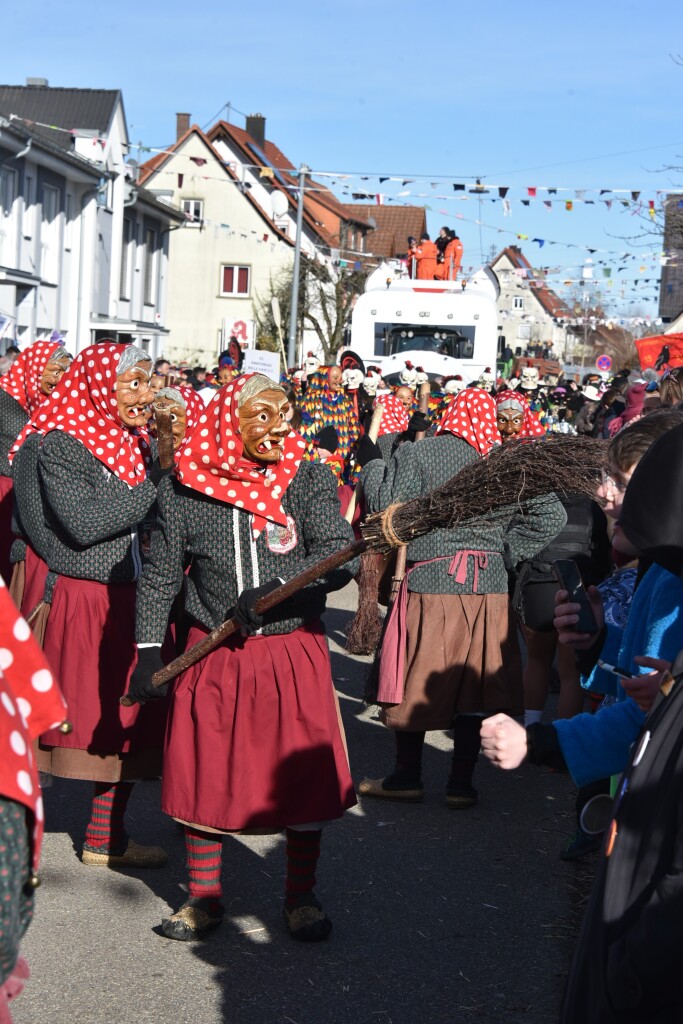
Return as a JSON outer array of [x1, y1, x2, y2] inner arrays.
[[136, 461, 358, 644], [360, 432, 567, 595], [0, 390, 28, 477], [13, 430, 157, 584]]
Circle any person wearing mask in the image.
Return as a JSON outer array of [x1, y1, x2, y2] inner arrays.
[[412, 233, 439, 281], [356, 388, 566, 808], [128, 373, 357, 942], [0, 342, 71, 583], [9, 343, 169, 868]]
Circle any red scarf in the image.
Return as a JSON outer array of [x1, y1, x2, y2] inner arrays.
[[10, 343, 152, 486], [373, 394, 410, 436], [0, 341, 65, 416], [173, 385, 206, 457], [0, 578, 67, 868], [175, 373, 306, 538], [436, 387, 501, 456], [494, 390, 545, 438]]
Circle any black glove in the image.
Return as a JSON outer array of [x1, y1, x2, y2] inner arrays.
[[355, 434, 383, 468], [150, 460, 174, 487], [233, 578, 282, 634], [406, 410, 430, 439], [126, 646, 169, 704]]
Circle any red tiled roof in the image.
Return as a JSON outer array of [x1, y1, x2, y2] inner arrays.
[[138, 125, 292, 245], [494, 246, 571, 319], [339, 204, 427, 259], [206, 121, 367, 247]]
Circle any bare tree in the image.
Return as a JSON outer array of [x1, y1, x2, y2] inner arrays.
[[300, 257, 367, 362]]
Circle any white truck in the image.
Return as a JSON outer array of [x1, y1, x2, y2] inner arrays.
[[348, 261, 500, 385]]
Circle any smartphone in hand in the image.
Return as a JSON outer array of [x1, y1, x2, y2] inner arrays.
[[552, 558, 599, 634]]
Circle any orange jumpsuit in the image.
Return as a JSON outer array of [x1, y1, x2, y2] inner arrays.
[[439, 238, 463, 280], [413, 241, 438, 280]]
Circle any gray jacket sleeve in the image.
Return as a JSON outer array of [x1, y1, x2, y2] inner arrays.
[[38, 431, 157, 547], [135, 476, 186, 644]]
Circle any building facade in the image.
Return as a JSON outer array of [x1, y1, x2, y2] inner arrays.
[[0, 81, 182, 356]]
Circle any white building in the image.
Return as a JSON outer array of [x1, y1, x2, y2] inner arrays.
[[491, 246, 576, 360], [139, 112, 371, 367], [0, 81, 183, 356]]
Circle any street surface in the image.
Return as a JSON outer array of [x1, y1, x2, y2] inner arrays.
[[15, 582, 589, 1024]]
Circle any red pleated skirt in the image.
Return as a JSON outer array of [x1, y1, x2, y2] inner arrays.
[[39, 576, 166, 759], [0, 475, 14, 584], [162, 621, 356, 832]]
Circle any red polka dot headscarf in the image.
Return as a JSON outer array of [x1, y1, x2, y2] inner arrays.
[[373, 393, 410, 436], [0, 340, 68, 416], [436, 387, 501, 456], [494, 390, 545, 439], [175, 372, 306, 538], [10, 343, 153, 486], [0, 577, 67, 868]]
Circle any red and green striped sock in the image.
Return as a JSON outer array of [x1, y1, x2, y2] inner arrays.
[[185, 826, 223, 903], [84, 782, 133, 853], [285, 828, 322, 909]]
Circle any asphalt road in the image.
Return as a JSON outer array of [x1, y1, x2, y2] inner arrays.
[[14, 582, 591, 1024]]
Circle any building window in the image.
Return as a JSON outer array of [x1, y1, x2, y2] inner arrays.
[[120, 218, 133, 298], [513, 296, 524, 311], [41, 185, 61, 283], [144, 227, 157, 305], [181, 199, 203, 224], [220, 264, 250, 297], [0, 168, 18, 267]]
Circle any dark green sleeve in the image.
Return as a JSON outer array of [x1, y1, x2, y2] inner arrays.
[[135, 477, 187, 643], [504, 493, 568, 567], [360, 436, 426, 512], [39, 431, 157, 547]]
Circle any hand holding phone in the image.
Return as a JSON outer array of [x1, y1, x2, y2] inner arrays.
[[552, 559, 600, 636], [597, 660, 634, 680]]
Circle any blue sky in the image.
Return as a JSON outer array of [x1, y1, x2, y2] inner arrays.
[[4, 0, 682, 316]]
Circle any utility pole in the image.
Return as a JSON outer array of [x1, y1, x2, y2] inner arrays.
[[288, 164, 309, 367]]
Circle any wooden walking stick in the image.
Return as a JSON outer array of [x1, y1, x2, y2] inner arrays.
[[388, 381, 431, 604], [153, 406, 175, 470], [121, 435, 608, 704]]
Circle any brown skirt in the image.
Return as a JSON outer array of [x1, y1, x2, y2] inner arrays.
[[381, 591, 523, 731]]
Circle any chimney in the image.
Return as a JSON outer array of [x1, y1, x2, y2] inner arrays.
[[176, 112, 191, 141], [26, 77, 49, 87], [246, 113, 266, 149]]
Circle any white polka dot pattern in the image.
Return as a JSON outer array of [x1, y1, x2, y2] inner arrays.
[[373, 394, 410, 436], [9, 343, 152, 485], [0, 341, 64, 415], [436, 388, 502, 455], [0, 576, 67, 869], [175, 373, 306, 538]]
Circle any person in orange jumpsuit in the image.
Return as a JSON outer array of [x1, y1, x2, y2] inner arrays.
[[413, 233, 438, 280], [443, 232, 463, 280]]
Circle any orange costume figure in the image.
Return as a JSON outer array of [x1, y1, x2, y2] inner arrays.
[[435, 234, 463, 281], [442, 235, 463, 280], [413, 235, 438, 280]]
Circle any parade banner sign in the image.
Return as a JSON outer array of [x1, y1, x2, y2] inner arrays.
[[242, 349, 281, 380], [635, 333, 683, 370]]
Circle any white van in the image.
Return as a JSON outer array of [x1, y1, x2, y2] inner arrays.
[[349, 261, 500, 385]]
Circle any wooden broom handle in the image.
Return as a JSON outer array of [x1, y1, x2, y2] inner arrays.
[[154, 408, 175, 470], [120, 539, 367, 704], [390, 382, 431, 599], [344, 403, 384, 523]]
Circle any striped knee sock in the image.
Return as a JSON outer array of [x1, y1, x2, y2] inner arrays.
[[285, 828, 322, 908], [84, 782, 133, 852], [185, 826, 223, 902]]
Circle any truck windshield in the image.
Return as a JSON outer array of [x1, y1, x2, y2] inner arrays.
[[386, 326, 475, 359]]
